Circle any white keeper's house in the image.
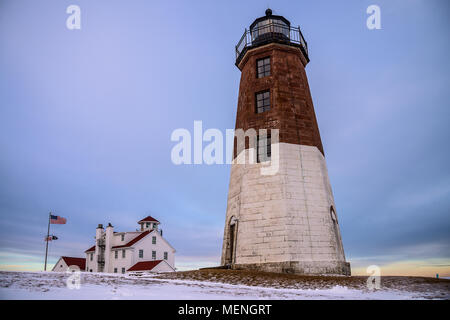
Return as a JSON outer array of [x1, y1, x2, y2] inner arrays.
[[84, 216, 176, 274]]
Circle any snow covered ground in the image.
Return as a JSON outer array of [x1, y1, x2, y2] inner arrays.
[[0, 271, 447, 300]]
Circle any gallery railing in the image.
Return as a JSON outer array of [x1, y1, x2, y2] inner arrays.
[[235, 22, 309, 65]]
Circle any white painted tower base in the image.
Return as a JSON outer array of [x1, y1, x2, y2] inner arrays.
[[221, 143, 350, 275]]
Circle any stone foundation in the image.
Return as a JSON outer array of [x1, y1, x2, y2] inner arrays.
[[232, 261, 351, 276]]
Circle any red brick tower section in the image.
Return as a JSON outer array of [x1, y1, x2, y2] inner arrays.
[[235, 43, 324, 156]]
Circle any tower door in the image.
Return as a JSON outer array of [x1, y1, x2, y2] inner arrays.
[[226, 216, 238, 265], [229, 224, 235, 264]]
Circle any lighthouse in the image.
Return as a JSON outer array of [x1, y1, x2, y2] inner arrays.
[[220, 9, 350, 275]]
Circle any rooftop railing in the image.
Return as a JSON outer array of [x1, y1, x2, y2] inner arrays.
[[235, 22, 309, 66]]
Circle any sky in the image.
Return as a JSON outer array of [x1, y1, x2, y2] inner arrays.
[[0, 0, 449, 277]]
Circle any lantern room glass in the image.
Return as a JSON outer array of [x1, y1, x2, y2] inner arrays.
[[251, 18, 290, 43]]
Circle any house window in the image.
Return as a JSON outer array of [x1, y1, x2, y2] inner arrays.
[[121, 234, 124, 241], [114, 268, 117, 273], [255, 90, 270, 113], [152, 236, 156, 244], [139, 249, 143, 258], [164, 252, 168, 260], [257, 134, 271, 163], [115, 251, 118, 259], [152, 251, 156, 260], [121, 268, 125, 274], [257, 57, 270, 78], [122, 250, 125, 258], [90, 253, 93, 261]]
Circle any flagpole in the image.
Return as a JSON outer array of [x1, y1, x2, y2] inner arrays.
[[44, 212, 51, 271]]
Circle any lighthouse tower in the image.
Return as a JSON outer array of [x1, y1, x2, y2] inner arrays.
[[220, 9, 350, 275]]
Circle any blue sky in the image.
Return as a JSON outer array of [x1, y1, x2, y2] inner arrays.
[[0, 0, 449, 276]]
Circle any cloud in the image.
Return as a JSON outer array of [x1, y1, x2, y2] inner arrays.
[[388, 180, 450, 208]]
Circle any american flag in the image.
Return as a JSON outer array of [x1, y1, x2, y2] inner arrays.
[[50, 215, 67, 224], [44, 235, 58, 241]]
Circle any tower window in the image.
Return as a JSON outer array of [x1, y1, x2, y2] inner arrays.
[[114, 251, 118, 259], [121, 234, 124, 241], [152, 236, 156, 244], [257, 134, 271, 163], [122, 249, 125, 258], [255, 90, 270, 113], [152, 250, 156, 260], [139, 249, 143, 258], [256, 57, 270, 78], [164, 252, 168, 260]]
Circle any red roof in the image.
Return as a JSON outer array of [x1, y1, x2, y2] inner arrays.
[[112, 230, 151, 249], [127, 260, 163, 272], [138, 216, 160, 223], [61, 257, 86, 270], [85, 245, 95, 253]]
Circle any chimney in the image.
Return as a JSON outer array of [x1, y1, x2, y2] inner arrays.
[[95, 224, 104, 239], [104, 222, 114, 273]]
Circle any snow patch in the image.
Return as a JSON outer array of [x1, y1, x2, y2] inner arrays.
[[0, 271, 443, 300]]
